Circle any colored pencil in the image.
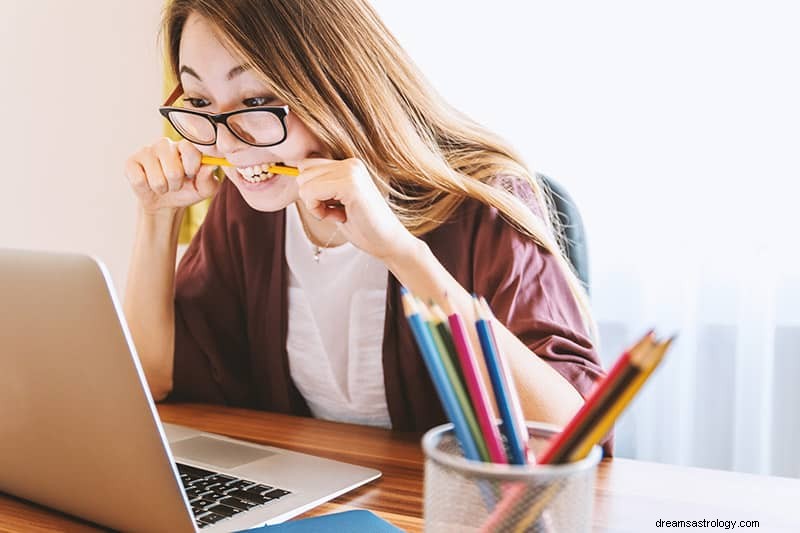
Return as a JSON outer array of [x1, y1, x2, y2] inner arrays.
[[474, 296, 529, 465], [429, 304, 467, 395], [485, 334, 672, 532], [441, 295, 508, 464], [567, 337, 673, 462], [474, 296, 546, 530], [400, 289, 480, 461], [549, 336, 656, 464], [536, 330, 656, 465], [480, 297, 531, 462], [420, 302, 490, 462]]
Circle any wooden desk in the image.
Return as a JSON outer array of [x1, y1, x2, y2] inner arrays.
[[1, 403, 799, 532]]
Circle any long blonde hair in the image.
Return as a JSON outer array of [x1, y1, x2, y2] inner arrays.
[[163, 0, 596, 339]]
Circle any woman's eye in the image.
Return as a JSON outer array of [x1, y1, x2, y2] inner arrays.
[[243, 96, 275, 107], [183, 97, 210, 108]]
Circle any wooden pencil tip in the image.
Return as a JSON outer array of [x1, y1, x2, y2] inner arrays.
[[631, 329, 658, 353], [661, 335, 677, 350], [430, 304, 448, 323], [400, 290, 418, 317], [644, 335, 674, 370], [471, 295, 483, 319], [630, 341, 655, 366], [440, 293, 454, 316], [478, 296, 495, 319], [416, 300, 432, 320]]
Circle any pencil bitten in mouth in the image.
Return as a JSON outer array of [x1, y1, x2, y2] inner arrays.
[[236, 163, 281, 183]]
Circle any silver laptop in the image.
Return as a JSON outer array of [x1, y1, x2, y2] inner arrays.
[[0, 249, 381, 532]]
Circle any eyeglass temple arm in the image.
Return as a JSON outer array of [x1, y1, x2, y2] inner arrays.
[[164, 83, 183, 107]]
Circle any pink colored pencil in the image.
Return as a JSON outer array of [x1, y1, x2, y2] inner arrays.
[[441, 295, 508, 464]]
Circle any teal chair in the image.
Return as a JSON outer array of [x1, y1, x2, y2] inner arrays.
[[538, 174, 590, 294]]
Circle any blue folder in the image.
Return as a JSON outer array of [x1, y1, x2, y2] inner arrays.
[[238, 510, 404, 532]]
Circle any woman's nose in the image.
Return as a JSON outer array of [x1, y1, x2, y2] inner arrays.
[[214, 122, 247, 154]]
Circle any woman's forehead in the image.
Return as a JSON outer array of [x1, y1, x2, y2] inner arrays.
[[178, 13, 247, 84], [177, 11, 282, 98]]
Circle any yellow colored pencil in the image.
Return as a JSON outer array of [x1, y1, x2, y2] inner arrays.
[[567, 337, 674, 462], [200, 155, 299, 176], [511, 483, 559, 533], [508, 339, 672, 533]]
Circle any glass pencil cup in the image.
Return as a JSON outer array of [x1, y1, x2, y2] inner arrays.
[[422, 422, 602, 533]]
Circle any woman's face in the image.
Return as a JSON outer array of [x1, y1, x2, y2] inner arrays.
[[178, 12, 325, 212]]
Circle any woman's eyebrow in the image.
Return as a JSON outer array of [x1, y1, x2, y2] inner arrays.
[[179, 64, 249, 81]]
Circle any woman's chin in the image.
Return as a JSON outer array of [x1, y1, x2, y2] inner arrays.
[[231, 176, 293, 212]]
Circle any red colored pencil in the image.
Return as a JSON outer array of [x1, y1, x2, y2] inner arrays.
[[537, 330, 655, 464]]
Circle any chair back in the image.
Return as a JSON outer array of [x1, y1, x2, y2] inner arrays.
[[537, 174, 590, 293]]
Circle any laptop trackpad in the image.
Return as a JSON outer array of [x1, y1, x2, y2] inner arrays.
[[171, 436, 275, 469]]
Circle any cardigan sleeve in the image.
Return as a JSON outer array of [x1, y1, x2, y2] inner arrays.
[[470, 177, 612, 453], [166, 181, 252, 405]]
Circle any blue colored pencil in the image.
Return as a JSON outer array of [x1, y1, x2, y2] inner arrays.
[[400, 288, 481, 461], [423, 303, 490, 463], [473, 296, 530, 465]]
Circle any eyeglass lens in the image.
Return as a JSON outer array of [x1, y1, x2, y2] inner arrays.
[[166, 110, 285, 145]]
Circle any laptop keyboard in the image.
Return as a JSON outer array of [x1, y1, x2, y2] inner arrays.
[[176, 462, 292, 528]]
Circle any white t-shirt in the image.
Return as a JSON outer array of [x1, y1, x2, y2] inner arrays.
[[284, 203, 391, 428]]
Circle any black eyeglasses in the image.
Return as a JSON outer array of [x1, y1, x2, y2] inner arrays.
[[159, 84, 289, 147]]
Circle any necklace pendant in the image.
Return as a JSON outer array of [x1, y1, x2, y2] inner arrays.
[[313, 247, 321, 262]]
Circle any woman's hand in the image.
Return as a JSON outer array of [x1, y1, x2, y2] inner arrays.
[[292, 157, 419, 262], [124, 138, 220, 215]]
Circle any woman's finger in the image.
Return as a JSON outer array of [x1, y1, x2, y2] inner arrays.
[[298, 172, 349, 208], [154, 139, 186, 192], [139, 149, 169, 195], [177, 140, 202, 179], [287, 156, 330, 173], [125, 157, 151, 196], [194, 165, 220, 198]]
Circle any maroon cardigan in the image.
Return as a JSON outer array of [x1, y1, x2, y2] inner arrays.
[[168, 178, 611, 453]]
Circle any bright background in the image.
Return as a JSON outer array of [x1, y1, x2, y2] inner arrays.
[[2, 0, 798, 477], [0, 1, 161, 287]]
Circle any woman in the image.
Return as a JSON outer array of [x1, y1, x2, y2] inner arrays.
[[123, 0, 607, 446]]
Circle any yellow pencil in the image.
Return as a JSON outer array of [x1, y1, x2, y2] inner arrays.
[[566, 337, 674, 462], [200, 155, 299, 176]]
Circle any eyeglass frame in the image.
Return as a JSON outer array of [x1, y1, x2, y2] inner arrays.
[[158, 83, 290, 147]]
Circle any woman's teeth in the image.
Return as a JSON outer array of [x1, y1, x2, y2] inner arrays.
[[237, 163, 276, 183]]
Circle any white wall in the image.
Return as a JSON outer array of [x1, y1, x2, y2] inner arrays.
[[0, 0, 163, 293], [370, 0, 800, 280]]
